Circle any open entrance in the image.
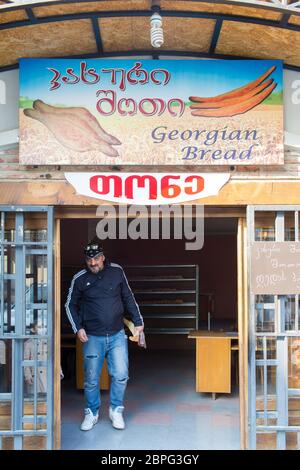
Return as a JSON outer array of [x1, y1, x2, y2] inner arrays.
[[59, 209, 241, 450]]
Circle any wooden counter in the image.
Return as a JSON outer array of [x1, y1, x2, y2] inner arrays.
[[188, 330, 238, 398]]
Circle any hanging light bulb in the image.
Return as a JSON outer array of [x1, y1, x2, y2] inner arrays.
[[150, 11, 164, 48]]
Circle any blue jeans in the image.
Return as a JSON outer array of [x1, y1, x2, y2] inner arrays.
[[83, 329, 129, 415]]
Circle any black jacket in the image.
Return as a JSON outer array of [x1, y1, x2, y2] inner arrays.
[[65, 260, 143, 335]]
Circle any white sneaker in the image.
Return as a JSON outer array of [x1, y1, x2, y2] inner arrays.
[[109, 406, 125, 430], [80, 408, 99, 431]]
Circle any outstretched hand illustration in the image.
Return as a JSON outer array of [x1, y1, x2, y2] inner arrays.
[[24, 100, 121, 156]]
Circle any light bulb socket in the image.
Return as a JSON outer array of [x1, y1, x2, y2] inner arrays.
[[151, 5, 161, 13], [150, 0, 161, 13], [150, 12, 163, 26]]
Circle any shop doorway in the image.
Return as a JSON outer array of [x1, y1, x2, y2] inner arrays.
[[59, 209, 242, 450]]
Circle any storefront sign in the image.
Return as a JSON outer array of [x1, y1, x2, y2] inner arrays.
[[65, 172, 230, 205], [251, 242, 300, 294], [19, 59, 283, 165]]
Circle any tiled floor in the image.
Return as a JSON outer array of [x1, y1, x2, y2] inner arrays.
[[61, 349, 240, 450]]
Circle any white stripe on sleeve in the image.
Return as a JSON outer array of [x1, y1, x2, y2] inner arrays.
[[110, 263, 143, 325], [65, 269, 86, 333]]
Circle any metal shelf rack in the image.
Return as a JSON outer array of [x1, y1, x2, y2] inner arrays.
[[124, 264, 199, 335]]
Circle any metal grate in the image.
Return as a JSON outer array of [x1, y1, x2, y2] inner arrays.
[[0, 206, 53, 450], [248, 205, 300, 450]]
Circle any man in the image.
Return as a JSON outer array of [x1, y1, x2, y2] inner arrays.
[[65, 242, 144, 431]]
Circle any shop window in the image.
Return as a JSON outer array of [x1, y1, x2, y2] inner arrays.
[[0, 339, 11, 394], [255, 211, 276, 241], [284, 212, 296, 241], [255, 294, 275, 332]]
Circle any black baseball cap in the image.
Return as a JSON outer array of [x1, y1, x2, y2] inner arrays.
[[84, 242, 104, 259]]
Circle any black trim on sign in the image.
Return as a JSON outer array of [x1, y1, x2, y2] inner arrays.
[[24, 7, 37, 23], [0, 9, 300, 32], [209, 18, 223, 56], [0, 51, 299, 73], [1, 0, 300, 15], [91, 16, 103, 55], [280, 13, 291, 27]]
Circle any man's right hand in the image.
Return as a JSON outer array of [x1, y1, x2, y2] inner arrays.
[[77, 328, 88, 343]]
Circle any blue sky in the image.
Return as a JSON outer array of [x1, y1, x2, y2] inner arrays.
[[19, 58, 283, 108]]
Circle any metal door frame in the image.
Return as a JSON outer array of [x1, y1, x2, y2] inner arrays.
[[0, 205, 53, 450], [247, 205, 300, 450]]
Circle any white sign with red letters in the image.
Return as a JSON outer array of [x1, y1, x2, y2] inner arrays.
[[65, 172, 230, 205]]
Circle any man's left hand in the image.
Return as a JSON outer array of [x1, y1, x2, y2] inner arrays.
[[134, 325, 144, 335]]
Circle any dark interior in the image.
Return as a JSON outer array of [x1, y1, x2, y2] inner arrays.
[[61, 215, 238, 354]]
